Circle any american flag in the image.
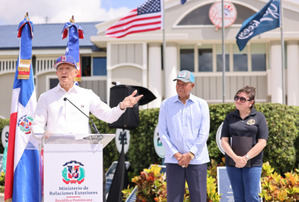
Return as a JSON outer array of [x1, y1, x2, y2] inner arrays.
[[105, 0, 163, 38]]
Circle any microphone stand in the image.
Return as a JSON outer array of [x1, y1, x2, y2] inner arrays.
[[64, 97, 103, 143]]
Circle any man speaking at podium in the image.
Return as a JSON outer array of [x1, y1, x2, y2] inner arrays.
[[32, 55, 142, 137]]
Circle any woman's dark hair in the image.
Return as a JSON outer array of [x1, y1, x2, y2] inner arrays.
[[236, 86, 256, 108]]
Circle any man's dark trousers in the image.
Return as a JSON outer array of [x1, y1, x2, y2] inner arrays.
[[166, 163, 207, 202]]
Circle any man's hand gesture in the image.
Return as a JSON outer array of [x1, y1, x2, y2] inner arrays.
[[119, 90, 143, 110]]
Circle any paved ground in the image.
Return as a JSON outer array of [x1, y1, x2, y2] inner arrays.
[[0, 193, 3, 202]]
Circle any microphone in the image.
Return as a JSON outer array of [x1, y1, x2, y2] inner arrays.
[[63, 97, 101, 136], [112, 81, 120, 86]]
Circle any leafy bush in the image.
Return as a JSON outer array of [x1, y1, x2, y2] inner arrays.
[[258, 104, 298, 174], [208, 103, 298, 174], [90, 103, 298, 177], [0, 171, 5, 186], [123, 162, 298, 201], [208, 103, 235, 163], [90, 116, 118, 172], [122, 164, 220, 202], [91, 108, 161, 179], [289, 106, 299, 169], [126, 108, 161, 178], [129, 165, 167, 202], [260, 162, 299, 201], [1, 103, 297, 176]]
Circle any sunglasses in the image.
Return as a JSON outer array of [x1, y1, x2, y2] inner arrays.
[[234, 95, 251, 103]]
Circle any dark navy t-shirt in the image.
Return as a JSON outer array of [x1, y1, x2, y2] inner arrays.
[[221, 108, 268, 167]]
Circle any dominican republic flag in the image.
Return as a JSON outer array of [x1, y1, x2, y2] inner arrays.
[[62, 22, 84, 82], [236, 0, 280, 51], [4, 18, 42, 202], [105, 0, 163, 38]]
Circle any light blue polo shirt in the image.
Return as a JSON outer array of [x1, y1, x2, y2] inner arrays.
[[158, 94, 210, 164]]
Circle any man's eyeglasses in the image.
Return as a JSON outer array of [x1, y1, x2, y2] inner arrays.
[[234, 95, 250, 103]]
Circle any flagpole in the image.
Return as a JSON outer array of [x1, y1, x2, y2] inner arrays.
[[221, 0, 225, 103], [280, 0, 285, 104], [162, 0, 166, 89]]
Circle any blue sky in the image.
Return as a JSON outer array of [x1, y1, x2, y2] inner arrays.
[[0, 0, 147, 25], [0, 0, 299, 25], [101, 0, 146, 10]]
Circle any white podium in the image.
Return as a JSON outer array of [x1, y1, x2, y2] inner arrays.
[[42, 134, 115, 202]]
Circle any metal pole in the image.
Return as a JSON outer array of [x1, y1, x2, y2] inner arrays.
[[280, 0, 285, 104], [162, 0, 167, 100], [221, 0, 225, 103]]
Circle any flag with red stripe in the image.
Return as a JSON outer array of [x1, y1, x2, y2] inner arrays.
[[4, 17, 41, 202], [105, 0, 163, 38]]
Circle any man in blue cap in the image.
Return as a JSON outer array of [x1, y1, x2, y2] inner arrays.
[[33, 55, 142, 138], [158, 70, 210, 202]]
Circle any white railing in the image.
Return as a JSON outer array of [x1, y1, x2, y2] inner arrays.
[[0, 59, 17, 74], [0, 57, 57, 76], [35, 58, 56, 75]]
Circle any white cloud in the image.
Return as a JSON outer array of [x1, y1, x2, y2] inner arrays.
[[0, 0, 131, 25], [2, 0, 298, 25]]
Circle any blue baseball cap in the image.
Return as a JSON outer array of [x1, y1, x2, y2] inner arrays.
[[173, 70, 195, 83], [55, 55, 78, 69]]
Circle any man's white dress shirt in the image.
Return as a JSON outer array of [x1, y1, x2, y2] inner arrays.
[[32, 84, 125, 139]]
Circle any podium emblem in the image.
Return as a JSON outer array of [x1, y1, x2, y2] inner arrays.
[[62, 160, 85, 184]]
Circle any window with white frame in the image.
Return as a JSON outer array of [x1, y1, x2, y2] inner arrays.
[[179, 43, 266, 73], [233, 45, 248, 72], [81, 56, 107, 76], [81, 56, 91, 76], [93, 57, 107, 76], [251, 44, 266, 71], [198, 48, 213, 72], [180, 49, 194, 72]]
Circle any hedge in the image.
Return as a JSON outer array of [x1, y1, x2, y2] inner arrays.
[[0, 103, 298, 177], [208, 103, 298, 174], [92, 103, 298, 177], [90, 108, 161, 180]]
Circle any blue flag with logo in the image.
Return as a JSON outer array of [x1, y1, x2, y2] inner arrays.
[[181, 0, 187, 4], [236, 0, 280, 51]]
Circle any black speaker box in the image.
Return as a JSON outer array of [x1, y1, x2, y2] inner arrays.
[[109, 85, 139, 129]]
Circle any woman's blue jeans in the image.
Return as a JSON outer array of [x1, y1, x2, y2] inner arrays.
[[226, 166, 262, 202]]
